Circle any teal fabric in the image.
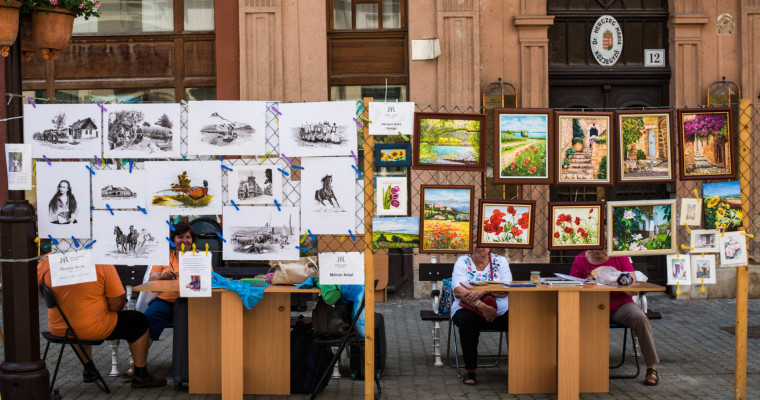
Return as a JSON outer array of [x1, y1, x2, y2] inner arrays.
[[211, 271, 267, 310], [295, 276, 317, 289]]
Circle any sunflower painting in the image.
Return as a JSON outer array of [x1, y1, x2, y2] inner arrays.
[[477, 200, 535, 249], [702, 181, 743, 230], [375, 142, 412, 167]]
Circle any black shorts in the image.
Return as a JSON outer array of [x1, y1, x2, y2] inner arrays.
[[104, 310, 149, 343]]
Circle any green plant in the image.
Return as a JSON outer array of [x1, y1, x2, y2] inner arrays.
[[597, 156, 607, 179], [565, 148, 576, 157], [595, 136, 607, 145], [636, 149, 647, 160], [562, 157, 570, 167], [572, 118, 584, 140], [21, 0, 102, 19], [572, 137, 584, 145]]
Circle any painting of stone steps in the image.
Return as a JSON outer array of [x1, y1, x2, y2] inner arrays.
[[677, 108, 735, 180], [616, 110, 675, 184], [556, 112, 613, 185]]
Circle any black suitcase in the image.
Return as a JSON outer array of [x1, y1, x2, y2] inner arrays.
[[349, 312, 386, 379]]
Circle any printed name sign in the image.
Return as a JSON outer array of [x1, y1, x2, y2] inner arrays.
[[368, 102, 415, 136], [318, 252, 365, 285], [49, 249, 96, 287]]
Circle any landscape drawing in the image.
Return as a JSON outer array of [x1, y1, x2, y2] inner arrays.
[[495, 111, 550, 183], [414, 113, 485, 170], [144, 161, 222, 215], [607, 199, 676, 256], [24, 104, 102, 159], [557, 114, 611, 184], [617, 112, 673, 182], [91, 170, 147, 209], [227, 165, 282, 206], [104, 103, 180, 158], [690, 254, 716, 284], [92, 210, 168, 265], [222, 206, 300, 261], [187, 101, 267, 155], [36, 162, 91, 239], [666, 254, 691, 286], [277, 101, 358, 157], [300, 157, 356, 234], [420, 185, 473, 254], [702, 181, 743, 230], [372, 217, 419, 249]]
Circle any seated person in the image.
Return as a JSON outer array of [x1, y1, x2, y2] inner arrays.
[[143, 222, 197, 343], [451, 240, 511, 385], [37, 258, 166, 388], [570, 249, 660, 386]]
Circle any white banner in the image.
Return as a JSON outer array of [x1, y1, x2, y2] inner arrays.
[[49, 250, 96, 287], [318, 252, 365, 285]]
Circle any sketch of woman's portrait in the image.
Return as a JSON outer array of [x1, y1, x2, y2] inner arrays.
[[49, 179, 78, 224]]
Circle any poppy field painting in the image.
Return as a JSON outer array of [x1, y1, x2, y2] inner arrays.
[[548, 202, 604, 250], [493, 109, 553, 184], [477, 200, 535, 249], [419, 185, 473, 254]]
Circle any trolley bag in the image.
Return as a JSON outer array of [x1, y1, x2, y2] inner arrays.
[[349, 312, 386, 379], [291, 317, 333, 394]]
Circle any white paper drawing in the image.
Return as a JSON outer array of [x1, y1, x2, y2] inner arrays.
[[91, 170, 146, 209], [666, 254, 691, 285], [375, 176, 408, 216], [144, 161, 222, 215], [179, 252, 212, 297], [24, 104, 102, 159], [5, 143, 32, 190], [92, 210, 169, 265], [679, 198, 702, 226], [690, 229, 719, 253], [36, 162, 91, 239], [300, 157, 356, 234], [187, 101, 267, 156], [690, 254, 717, 284], [719, 231, 749, 267], [368, 101, 415, 136], [277, 101, 358, 157], [104, 103, 181, 158], [227, 165, 282, 205], [222, 206, 300, 261]]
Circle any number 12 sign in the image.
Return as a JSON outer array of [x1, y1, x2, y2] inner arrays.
[[645, 49, 665, 67]]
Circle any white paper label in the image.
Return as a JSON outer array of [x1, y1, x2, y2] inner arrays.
[[49, 250, 96, 287], [319, 252, 365, 285], [368, 102, 415, 136], [178, 252, 213, 297]]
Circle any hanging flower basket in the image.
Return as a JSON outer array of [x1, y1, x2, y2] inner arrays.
[[19, 12, 35, 61], [31, 5, 74, 60], [0, 1, 22, 57]]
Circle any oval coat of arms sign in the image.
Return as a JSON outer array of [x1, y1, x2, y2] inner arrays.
[[590, 15, 623, 66]]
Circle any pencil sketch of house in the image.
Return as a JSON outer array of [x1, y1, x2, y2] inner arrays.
[[69, 118, 99, 139], [101, 185, 136, 199]]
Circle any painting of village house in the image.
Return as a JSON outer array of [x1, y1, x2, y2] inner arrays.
[[104, 103, 181, 158], [24, 104, 102, 159], [677, 108, 735, 180], [607, 199, 676, 256], [187, 101, 267, 156], [222, 206, 300, 261], [419, 185, 473, 254], [92, 210, 168, 266], [144, 161, 222, 215], [616, 111, 675, 183], [413, 113, 486, 171], [91, 170, 147, 209], [277, 101, 358, 157], [556, 112, 613, 185], [227, 165, 282, 205]]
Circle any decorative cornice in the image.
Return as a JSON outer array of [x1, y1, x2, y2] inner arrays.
[[513, 15, 555, 27], [669, 14, 709, 25]]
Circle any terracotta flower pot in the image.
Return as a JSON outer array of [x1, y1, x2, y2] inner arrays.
[[31, 6, 75, 60], [573, 142, 584, 152], [0, 1, 22, 57], [19, 13, 36, 62]]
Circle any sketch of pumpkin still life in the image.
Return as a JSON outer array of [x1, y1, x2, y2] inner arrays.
[[152, 171, 213, 208]]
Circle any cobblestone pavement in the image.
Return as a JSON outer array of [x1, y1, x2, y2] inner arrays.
[[2, 293, 759, 399]]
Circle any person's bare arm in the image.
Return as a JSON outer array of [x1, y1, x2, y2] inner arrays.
[[107, 295, 126, 312], [454, 284, 484, 303], [150, 269, 176, 281]]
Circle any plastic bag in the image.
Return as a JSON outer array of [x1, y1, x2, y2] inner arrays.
[[341, 284, 365, 337], [591, 266, 623, 285]]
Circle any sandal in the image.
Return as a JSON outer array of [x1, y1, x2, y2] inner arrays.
[[644, 368, 659, 386], [463, 372, 476, 385]]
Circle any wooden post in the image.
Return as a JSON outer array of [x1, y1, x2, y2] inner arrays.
[[738, 99, 751, 232], [362, 97, 376, 399], [734, 99, 750, 400]]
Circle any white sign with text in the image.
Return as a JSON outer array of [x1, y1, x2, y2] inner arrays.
[[178, 252, 212, 297], [318, 252, 365, 285], [49, 250, 96, 287], [368, 102, 415, 136]]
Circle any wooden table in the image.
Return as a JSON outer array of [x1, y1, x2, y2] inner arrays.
[[472, 282, 664, 400], [135, 280, 320, 399]]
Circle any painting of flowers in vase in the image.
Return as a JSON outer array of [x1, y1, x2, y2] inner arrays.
[[477, 200, 535, 249], [616, 110, 675, 183], [375, 176, 408, 217], [702, 181, 743, 230], [677, 108, 735, 180], [555, 112, 613, 185], [607, 199, 676, 256], [548, 202, 604, 250], [419, 185, 473, 254]]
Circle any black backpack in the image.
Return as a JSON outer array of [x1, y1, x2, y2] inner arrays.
[[290, 317, 334, 394], [312, 297, 350, 337]]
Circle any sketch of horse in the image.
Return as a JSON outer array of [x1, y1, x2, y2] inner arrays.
[[127, 225, 139, 252], [114, 226, 129, 253], [139, 229, 155, 248], [314, 175, 340, 208]]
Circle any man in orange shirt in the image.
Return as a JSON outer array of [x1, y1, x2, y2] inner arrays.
[[37, 258, 166, 388]]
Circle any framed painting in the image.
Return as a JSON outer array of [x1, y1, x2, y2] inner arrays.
[[719, 231, 748, 267], [666, 253, 692, 286], [374, 142, 412, 167], [478, 200, 535, 249], [615, 110, 675, 184], [413, 112, 486, 171], [372, 217, 420, 249], [690, 229, 719, 253], [548, 202, 604, 250], [493, 108, 554, 184], [677, 108, 735, 180], [679, 198, 702, 227], [607, 199, 676, 256], [419, 185, 473, 254], [690, 254, 717, 284], [702, 181, 743, 230], [555, 112, 613, 185], [375, 176, 408, 216]]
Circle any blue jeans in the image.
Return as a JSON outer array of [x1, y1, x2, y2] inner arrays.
[[143, 298, 174, 341]]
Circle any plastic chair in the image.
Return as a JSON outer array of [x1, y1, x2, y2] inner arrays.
[[40, 284, 110, 394]]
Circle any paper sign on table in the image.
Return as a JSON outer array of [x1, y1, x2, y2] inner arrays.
[[49, 249, 96, 287], [318, 252, 365, 285], [5, 144, 32, 190], [178, 252, 212, 297]]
